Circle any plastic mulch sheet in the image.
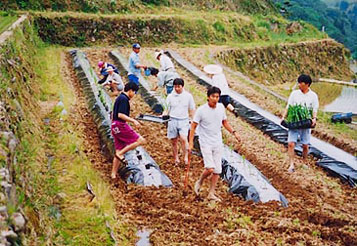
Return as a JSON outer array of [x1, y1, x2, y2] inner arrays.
[[107, 50, 288, 205], [166, 49, 357, 187], [109, 50, 165, 114], [70, 50, 172, 187]]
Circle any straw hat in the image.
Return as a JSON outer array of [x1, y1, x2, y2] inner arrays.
[[203, 64, 223, 75]]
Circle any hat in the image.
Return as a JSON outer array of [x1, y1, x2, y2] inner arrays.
[[106, 67, 115, 72], [203, 64, 223, 75], [98, 61, 104, 68], [132, 43, 141, 49], [155, 50, 163, 59]]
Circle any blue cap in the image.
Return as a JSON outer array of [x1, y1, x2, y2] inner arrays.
[[132, 43, 141, 49]]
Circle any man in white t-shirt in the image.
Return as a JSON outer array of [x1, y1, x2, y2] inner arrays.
[[281, 74, 319, 173], [189, 86, 241, 202], [164, 78, 195, 165], [155, 50, 175, 72], [204, 64, 238, 117]]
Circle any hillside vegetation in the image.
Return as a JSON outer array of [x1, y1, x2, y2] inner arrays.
[[274, 0, 357, 59], [0, 0, 276, 14]]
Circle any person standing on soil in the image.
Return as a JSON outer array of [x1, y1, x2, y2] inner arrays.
[[128, 43, 147, 86], [101, 67, 124, 96], [188, 86, 241, 202], [164, 78, 195, 166], [155, 50, 175, 72], [150, 67, 180, 95], [111, 82, 146, 179], [203, 64, 238, 117], [281, 74, 319, 173], [97, 61, 119, 84]]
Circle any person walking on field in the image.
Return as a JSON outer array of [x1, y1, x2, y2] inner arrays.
[[128, 43, 147, 85], [189, 86, 241, 202], [204, 64, 238, 117], [155, 50, 175, 72], [281, 74, 318, 173], [150, 67, 180, 95], [111, 82, 146, 179], [164, 78, 195, 165]]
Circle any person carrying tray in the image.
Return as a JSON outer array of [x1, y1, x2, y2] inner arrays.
[[189, 86, 241, 202], [203, 64, 238, 117], [111, 82, 146, 179], [164, 78, 195, 166], [281, 74, 319, 173]]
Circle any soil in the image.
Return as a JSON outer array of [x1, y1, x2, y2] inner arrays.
[[174, 47, 357, 155], [65, 48, 356, 245]]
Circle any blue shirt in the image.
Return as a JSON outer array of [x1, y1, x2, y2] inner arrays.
[[128, 51, 141, 77], [113, 93, 130, 122]]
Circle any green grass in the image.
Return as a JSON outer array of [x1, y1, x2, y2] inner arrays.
[[0, 13, 17, 34], [17, 45, 134, 245]]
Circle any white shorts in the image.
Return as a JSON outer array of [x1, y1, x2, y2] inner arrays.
[[200, 144, 223, 174], [167, 118, 190, 139]]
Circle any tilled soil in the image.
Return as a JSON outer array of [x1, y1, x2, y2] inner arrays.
[[174, 47, 357, 155], [67, 48, 357, 245]]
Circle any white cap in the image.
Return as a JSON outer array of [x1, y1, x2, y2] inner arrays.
[[203, 64, 223, 74], [106, 67, 115, 72], [155, 50, 163, 59]]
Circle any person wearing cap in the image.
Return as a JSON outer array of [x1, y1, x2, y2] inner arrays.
[[163, 78, 195, 166], [203, 64, 238, 117], [102, 66, 124, 96], [155, 50, 175, 72], [128, 43, 147, 85], [150, 67, 180, 94], [188, 86, 241, 202], [111, 82, 146, 179], [281, 74, 319, 173], [97, 61, 119, 85]]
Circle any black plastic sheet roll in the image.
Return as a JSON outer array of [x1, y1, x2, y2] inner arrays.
[[166, 49, 357, 187], [70, 50, 172, 187]]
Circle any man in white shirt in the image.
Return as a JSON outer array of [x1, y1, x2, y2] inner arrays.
[[102, 67, 124, 96], [155, 50, 175, 72], [204, 64, 238, 117], [189, 86, 241, 202], [281, 74, 319, 173], [150, 67, 180, 94], [164, 78, 195, 165]]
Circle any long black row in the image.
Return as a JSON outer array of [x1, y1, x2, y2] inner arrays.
[[70, 50, 172, 187], [110, 50, 288, 206], [166, 49, 357, 187]]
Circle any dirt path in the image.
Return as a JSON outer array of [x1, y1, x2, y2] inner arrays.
[[67, 48, 357, 245]]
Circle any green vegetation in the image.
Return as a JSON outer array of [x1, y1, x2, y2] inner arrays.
[[0, 19, 133, 244], [0, 12, 17, 34], [286, 104, 313, 123], [273, 0, 357, 59], [0, 0, 276, 15]]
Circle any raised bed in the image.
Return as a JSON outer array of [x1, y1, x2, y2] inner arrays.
[[110, 50, 288, 206], [70, 50, 172, 187], [109, 50, 165, 114], [166, 49, 357, 187]]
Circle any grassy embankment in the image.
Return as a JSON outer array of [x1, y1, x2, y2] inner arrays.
[[0, 19, 133, 244], [0, 12, 17, 33]]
